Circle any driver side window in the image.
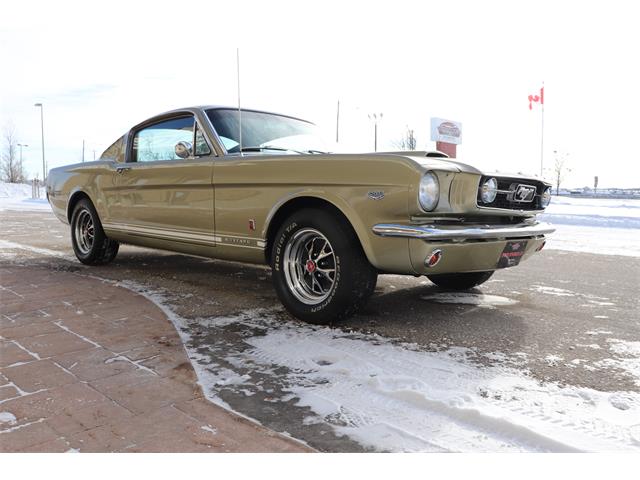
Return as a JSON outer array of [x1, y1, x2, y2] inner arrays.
[[132, 116, 195, 162]]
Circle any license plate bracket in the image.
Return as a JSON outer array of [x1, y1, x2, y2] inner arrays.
[[497, 240, 528, 268]]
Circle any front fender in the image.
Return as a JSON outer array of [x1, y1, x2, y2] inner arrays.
[[262, 186, 414, 273]]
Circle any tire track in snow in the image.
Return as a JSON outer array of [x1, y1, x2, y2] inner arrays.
[[242, 324, 639, 452]]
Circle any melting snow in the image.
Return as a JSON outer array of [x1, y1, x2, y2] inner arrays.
[[531, 285, 575, 296], [420, 292, 518, 308], [0, 412, 17, 425], [201, 425, 218, 435], [111, 281, 640, 453]]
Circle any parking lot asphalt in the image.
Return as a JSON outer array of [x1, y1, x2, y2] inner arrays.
[[1, 209, 639, 451]]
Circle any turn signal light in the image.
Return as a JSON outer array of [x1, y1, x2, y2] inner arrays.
[[425, 249, 443, 268]]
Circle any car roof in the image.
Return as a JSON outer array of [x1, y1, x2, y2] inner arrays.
[[155, 105, 315, 125]]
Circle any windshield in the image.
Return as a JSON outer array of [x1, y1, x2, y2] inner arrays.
[[205, 108, 330, 154]]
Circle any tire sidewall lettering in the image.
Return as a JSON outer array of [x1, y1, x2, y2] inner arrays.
[[310, 254, 340, 313]]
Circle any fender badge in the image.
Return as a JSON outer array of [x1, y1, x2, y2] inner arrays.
[[368, 191, 385, 200]]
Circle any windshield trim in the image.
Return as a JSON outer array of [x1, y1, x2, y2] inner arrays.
[[205, 107, 322, 158], [206, 107, 316, 127]]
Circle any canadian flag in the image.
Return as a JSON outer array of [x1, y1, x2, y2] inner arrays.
[[528, 86, 544, 110]]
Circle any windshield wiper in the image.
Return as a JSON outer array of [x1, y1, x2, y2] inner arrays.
[[240, 145, 304, 154], [239, 145, 329, 155], [304, 149, 328, 154]]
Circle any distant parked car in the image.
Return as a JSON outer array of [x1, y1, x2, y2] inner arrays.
[[46, 106, 554, 324]]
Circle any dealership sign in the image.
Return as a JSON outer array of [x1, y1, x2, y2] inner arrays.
[[430, 118, 462, 145]]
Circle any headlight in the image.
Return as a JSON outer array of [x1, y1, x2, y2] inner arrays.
[[480, 177, 498, 203], [419, 171, 439, 211], [541, 186, 552, 208]]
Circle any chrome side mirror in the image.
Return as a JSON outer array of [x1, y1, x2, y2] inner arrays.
[[175, 141, 193, 159]]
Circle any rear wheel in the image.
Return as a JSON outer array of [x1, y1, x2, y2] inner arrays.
[[271, 208, 377, 324], [70, 198, 119, 265], [427, 271, 494, 290]]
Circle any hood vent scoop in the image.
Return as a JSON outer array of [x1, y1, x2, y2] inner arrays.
[[425, 151, 449, 158]]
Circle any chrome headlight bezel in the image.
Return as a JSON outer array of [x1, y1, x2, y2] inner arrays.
[[419, 171, 440, 212], [541, 186, 552, 208], [480, 177, 498, 204]]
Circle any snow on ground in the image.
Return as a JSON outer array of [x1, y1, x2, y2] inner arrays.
[[420, 292, 518, 308], [0, 412, 18, 425], [540, 196, 640, 257], [111, 281, 640, 453], [2, 226, 639, 452], [0, 182, 49, 212]]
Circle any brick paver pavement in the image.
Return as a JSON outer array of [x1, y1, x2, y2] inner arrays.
[[0, 264, 311, 452]]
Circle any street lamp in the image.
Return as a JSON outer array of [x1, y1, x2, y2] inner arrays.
[[34, 103, 46, 181], [17, 143, 28, 164], [368, 113, 383, 152]]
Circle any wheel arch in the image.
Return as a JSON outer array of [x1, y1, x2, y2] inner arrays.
[[67, 189, 94, 223], [263, 194, 374, 266]]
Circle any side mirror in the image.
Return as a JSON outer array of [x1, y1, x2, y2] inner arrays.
[[175, 141, 193, 159]]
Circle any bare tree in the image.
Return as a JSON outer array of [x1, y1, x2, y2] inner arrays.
[[393, 126, 417, 151], [1, 124, 27, 183], [553, 150, 571, 195]]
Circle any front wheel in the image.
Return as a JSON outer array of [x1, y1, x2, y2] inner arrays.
[[70, 198, 119, 265], [271, 208, 377, 324], [427, 271, 494, 290]]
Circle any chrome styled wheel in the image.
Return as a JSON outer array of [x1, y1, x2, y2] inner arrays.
[[271, 208, 377, 324], [283, 228, 336, 305], [74, 208, 95, 255], [70, 198, 119, 265]]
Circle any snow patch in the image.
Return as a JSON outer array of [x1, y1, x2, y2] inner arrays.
[[0, 239, 75, 261], [0, 182, 49, 212], [201, 425, 218, 435], [420, 292, 518, 308], [531, 285, 575, 296], [544, 355, 564, 366], [0, 411, 17, 424], [243, 323, 640, 452], [608, 340, 640, 357], [107, 279, 640, 452], [540, 197, 640, 257], [585, 329, 613, 336]]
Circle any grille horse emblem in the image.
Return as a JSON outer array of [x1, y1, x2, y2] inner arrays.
[[511, 184, 536, 203]]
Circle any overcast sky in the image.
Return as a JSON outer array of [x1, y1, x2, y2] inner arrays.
[[1, 0, 638, 188]]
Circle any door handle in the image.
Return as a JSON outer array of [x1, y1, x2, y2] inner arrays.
[[116, 166, 131, 174]]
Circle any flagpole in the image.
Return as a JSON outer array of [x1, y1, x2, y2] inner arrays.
[[540, 82, 545, 177]]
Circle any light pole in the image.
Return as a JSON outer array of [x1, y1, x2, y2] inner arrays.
[[34, 103, 46, 181], [368, 113, 383, 152], [17, 143, 28, 164]]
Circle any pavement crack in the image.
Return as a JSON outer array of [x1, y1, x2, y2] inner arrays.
[[53, 321, 102, 348]]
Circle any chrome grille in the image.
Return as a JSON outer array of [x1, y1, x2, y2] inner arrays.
[[477, 176, 546, 211]]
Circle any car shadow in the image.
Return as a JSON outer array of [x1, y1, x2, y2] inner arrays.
[[61, 249, 530, 355]]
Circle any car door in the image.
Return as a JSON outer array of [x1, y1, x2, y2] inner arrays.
[[103, 114, 216, 247]]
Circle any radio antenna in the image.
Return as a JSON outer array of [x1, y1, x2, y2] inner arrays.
[[237, 47, 243, 156]]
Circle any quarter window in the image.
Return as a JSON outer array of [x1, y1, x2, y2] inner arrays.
[[195, 123, 211, 156]]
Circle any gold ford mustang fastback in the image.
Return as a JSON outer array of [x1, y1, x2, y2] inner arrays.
[[47, 106, 554, 324]]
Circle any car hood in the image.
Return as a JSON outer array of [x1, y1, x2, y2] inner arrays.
[[383, 151, 483, 174]]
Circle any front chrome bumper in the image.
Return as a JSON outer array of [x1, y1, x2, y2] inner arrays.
[[372, 222, 555, 241]]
